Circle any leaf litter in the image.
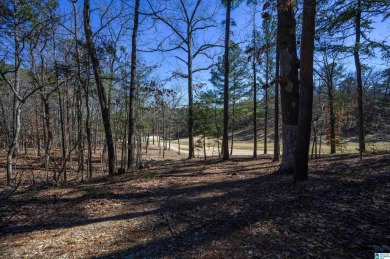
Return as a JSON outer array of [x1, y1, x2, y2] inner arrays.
[[0, 149, 389, 258]]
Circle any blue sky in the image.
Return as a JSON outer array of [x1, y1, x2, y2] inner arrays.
[[57, 0, 390, 99]]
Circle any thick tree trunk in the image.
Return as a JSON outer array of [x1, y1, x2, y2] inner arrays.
[[84, 0, 116, 175], [222, 0, 231, 160], [294, 0, 316, 181], [280, 124, 297, 173], [354, 0, 365, 159], [278, 0, 300, 174]]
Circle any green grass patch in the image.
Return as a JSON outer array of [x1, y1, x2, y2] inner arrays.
[[145, 172, 156, 181]]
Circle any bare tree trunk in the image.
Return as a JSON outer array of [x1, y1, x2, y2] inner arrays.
[[6, 11, 21, 186], [222, 0, 231, 161], [177, 130, 181, 155], [146, 132, 149, 153], [84, 0, 116, 175], [34, 97, 42, 157], [203, 132, 207, 160], [72, 0, 85, 178], [0, 97, 10, 148], [311, 130, 315, 159], [162, 103, 165, 158], [315, 132, 318, 158], [121, 88, 128, 168], [252, 6, 257, 158], [94, 121, 98, 154], [230, 102, 235, 156], [354, 0, 365, 159], [264, 45, 270, 154], [83, 66, 93, 180], [168, 127, 171, 150], [319, 133, 322, 158], [56, 70, 66, 182], [278, 0, 299, 174], [328, 83, 336, 154], [273, 39, 280, 162], [127, 0, 140, 168], [41, 95, 53, 169], [188, 32, 195, 159], [264, 87, 268, 154], [151, 121, 154, 145], [294, 0, 316, 181], [7, 103, 20, 186]]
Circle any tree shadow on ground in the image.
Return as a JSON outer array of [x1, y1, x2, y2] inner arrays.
[[97, 155, 390, 258], [1, 155, 389, 258]]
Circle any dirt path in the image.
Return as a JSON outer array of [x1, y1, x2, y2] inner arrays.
[[153, 136, 274, 157]]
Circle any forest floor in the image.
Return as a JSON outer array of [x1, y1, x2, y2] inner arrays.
[[0, 145, 389, 258]]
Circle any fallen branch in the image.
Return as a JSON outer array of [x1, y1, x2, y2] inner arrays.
[[163, 212, 176, 236]]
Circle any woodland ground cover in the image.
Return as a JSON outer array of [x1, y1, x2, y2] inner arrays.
[[0, 144, 389, 258]]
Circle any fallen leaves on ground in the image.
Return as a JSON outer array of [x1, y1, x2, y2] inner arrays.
[[0, 149, 389, 258]]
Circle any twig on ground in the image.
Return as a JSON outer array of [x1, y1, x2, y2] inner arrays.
[[163, 212, 176, 236], [4, 178, 22, 200]]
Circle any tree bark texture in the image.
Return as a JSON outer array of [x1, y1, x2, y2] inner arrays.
[[328, 84, 336, 154], [274, 30, 280, 162], [128, 0, 140, 168], [278, 0, 300, 174], [84, 0, 116, 175], [253, 7, 257, 158], [7, 5, 21, 186], [188, 31, 195, 159], [222, 0, 231, 161], [294, 0, 316, 181], [354, 0, 365, 158]]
